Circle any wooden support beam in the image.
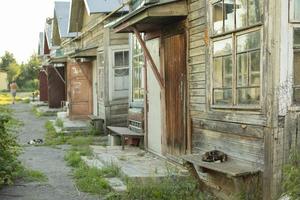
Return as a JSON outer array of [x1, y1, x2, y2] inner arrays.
[[133, 27, 165, 89], [52, 66, 66, 84]]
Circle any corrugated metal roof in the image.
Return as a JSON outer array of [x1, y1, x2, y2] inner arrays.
[[54, 1, 77, 38], [84, 0, 128, 14]]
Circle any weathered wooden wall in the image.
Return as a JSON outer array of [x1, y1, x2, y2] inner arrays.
[[187, 0, 266, 198]]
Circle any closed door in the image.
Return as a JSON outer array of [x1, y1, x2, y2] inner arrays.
[[146, 38, 162, 155], [164, 33, 186, 156], [67, 61, 93, 119]]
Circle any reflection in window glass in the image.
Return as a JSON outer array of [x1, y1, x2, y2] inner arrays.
[[294, 51, 300, 86], [213, 38, 232, 56], [237, 53, 248, 86], [250, 51, 260, 86], [249, 0, 261, 25], [237, 88, 260, 104], [213, 38, 233, 105], [214, 89, 232, 105], [213, 58, 223, 88], [236, 0, 247, 28], [213, 2, 223, 34], [295, 0, 300, 21], [224, 56, 232, 87], [237, 31, 260, 52], [224, 1, 235, 32], [132, 34, 144, 101], [294, 28, 300, 46]]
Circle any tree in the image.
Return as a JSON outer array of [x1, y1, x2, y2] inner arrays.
[[15, 53, 41, 91], [7, 62, 20, 83], [0, 51, 16, 72]]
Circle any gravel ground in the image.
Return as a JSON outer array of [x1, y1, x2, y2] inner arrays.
[[0, 103, 101, 200]]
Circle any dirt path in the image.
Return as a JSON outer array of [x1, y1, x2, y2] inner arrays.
[[0, 103, 101, 200]]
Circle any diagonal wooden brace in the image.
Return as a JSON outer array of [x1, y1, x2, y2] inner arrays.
[[133, 27, 165, 89]]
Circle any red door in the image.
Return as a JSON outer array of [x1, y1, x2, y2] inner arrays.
[[67, 61, 93, 119]]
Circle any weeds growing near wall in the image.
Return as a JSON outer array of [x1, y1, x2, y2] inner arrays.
[[283, 148, 300, 199]]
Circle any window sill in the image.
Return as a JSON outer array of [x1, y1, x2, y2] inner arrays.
[[288, 105, 300, 112]]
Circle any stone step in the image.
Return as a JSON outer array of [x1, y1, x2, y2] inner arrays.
[[80, 156, 127, 192]]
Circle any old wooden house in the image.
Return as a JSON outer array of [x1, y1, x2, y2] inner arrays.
[[47, 1, 79, 109], [65, 0, 129, 124], [110, 0, 298, 199]]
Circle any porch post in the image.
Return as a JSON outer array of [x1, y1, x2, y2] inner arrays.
[[133, 27, 165, 89]]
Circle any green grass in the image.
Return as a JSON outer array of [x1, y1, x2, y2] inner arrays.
[[55, 119, 64, 128], [122, 176, 213, 200], [16, 167, 48, 183], [64, 148, 121, 195], [73, 162, 111, 194]]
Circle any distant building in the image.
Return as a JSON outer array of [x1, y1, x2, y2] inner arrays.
[[0, 71, 8, 90]]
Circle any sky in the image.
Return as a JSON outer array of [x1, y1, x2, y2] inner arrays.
[[0, 0, 68, 63]]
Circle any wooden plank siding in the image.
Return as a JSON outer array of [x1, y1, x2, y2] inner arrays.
[[186, 0, 268, 198]]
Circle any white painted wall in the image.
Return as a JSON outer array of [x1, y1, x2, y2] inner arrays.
[[146, 38, 162, 155]]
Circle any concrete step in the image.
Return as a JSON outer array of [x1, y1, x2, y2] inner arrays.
[[80, 156, 127, 192], [51, 116, 90, 134]]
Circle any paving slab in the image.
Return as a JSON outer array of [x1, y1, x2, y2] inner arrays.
[[36, 106, 62, 116], [90, 145, 189, 180]]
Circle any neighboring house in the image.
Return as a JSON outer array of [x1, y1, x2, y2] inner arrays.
[[0, 71, 8, 90], [64, 0, 129, 123], [111, 0, 300, 199], [37, 29, 49, 102]]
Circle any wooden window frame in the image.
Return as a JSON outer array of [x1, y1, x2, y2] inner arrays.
[[292, 25, 300, 104], [211, 0, 263, 37], [112, 50, 130, 92], [210, 27, 263, 110], [132, 34, 145, 102]]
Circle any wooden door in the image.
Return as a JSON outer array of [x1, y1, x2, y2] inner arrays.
[[48, 65, 66, 108], [164, 33, 186, 156], [146, 38, 163, 155], [67, 61, 93, 119]]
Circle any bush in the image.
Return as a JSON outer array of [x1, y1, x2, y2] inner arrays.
[[0, 106, 21, 187], [283, 148, 300, 199]]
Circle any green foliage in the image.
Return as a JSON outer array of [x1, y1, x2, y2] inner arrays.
[[283, 148, 300, 199], [0, 106, 21, 187], [123, 176, 212, 200], [16, 54, 41, 91], [55, 119, 64, 128], [7, 62, 20, 83], [73, 163, 110, 194], [0, 51, 16, 72], [65, 151, 82, 168]]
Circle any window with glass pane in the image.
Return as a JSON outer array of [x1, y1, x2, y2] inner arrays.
[[113, 50, 129, 91], [212, 0, 261, 35], [236, 31, 261, 105], [132, 35, 144, 101], [294, 28, 300, 103], [212, 30, 261, 107], [213, 38, 233, 105]]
